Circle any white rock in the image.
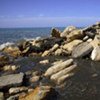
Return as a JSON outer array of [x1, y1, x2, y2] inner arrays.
[[91, 47, 100, 61], [44, 59, 73, 77], [50, 64, 77, 81]]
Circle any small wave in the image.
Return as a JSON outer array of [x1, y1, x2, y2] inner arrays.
[[0, 42, 14, 51]]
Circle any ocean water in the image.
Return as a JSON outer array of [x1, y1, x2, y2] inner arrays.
[[0, 27, 64, 44]]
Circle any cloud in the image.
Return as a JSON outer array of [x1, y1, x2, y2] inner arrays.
[[38, 14, 44, 17], [0, 16, 100, 27]]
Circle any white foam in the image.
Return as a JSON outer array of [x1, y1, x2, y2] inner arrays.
[[0, 42, 14, 51]]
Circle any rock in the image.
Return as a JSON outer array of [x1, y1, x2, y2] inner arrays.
[[0, 92, 4, 100], [72, 42, 93, 58], [91, 46, 100, 61], [42, 50, 50, 57], [0, 52, 10, 66], [44, 59, 73, 77], [63, 40, 82, 53], [83, 36, 89, 41], [86, 38, 92, 42], [39, 59, 49, 64], [7, 92, 26, 100], [3, 65, 20, 71], [84, 32, 95, 38], [9, 87, 28, 94], [67, 29, 84, 42], [51, 28, 61, 38], [50, 44, 59, 52], [19, 86, 58, 100], [0, 42, 14, 51], [54, 48, 69, 56], [29, 76, 40, 83], [57, 73, 75, 84], [54, 48, 63, 56], [50, 64, 77, 82], [60, 26, 76, 38], [42, 44, 59, 57], [90, 35, 100, 48], [3, 45, 21, 58], [0, 73, 24, 89]]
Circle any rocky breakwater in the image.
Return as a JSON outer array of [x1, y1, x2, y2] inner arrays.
[[0, 22, 100, 100]]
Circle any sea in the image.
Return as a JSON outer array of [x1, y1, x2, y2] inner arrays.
[[0, 27, 65, 45]]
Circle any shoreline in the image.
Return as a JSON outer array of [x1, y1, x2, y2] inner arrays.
[[0, 22, 100, 100]]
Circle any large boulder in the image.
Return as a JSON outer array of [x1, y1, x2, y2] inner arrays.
[[0, 73, 24, 89], [62, 40, 82, 54], [19, 86, 58, 100], [51, 28, 61, 38], [72, 42, 93, 58], [60, 26, 76, 38], [91, 46, 100, 61]]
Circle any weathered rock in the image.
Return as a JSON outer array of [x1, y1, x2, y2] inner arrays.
[[3, 45, 21, 58], [90, 35, 100, 48], [50, 44, 59, 52], [86, 38, 92, 42], [91, 46, 100, 61], [84, 32, 95, 38], [9, 87, 28, 94], [63, 40, 82, 53], [0, 73, 24, 89], [67, 29, 84, 41], [19, 86, 58, 100], [0, 52, 10, 66], [42, 50, 50, 57], [57, 73, 75, 84], [0, 92, 4, 100], [3, 65, 20, 71], [60, 26, 76, 38], [29, 76, 40, 83], [83, 36, 89, 41], [39, 59, 49, 64], [42, 44, 59, 57], [54, 48, 63, 56], [7, 92, 26, 100], [54, 48, 69, 56], [51, 28, 61, 38], [50, 64, 77, 82], [44, 59, 73, 77], [72, 42, 93, 58]]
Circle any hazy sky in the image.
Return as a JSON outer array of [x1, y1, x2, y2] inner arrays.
[[0, 0, 100, 27]]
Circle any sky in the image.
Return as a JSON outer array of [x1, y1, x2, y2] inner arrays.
[[0, 0, 100, 28]]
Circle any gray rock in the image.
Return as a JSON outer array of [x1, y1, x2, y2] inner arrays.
[[0, 73, 24, 89], [0, 92, 4, 100], [9, 87, 28, 94], [72, 42, 93, 58]]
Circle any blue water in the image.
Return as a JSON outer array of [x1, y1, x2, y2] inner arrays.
[[0, 27, 64, 44]]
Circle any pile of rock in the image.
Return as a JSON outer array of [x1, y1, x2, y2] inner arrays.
[[0, 22, 100, 100]]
